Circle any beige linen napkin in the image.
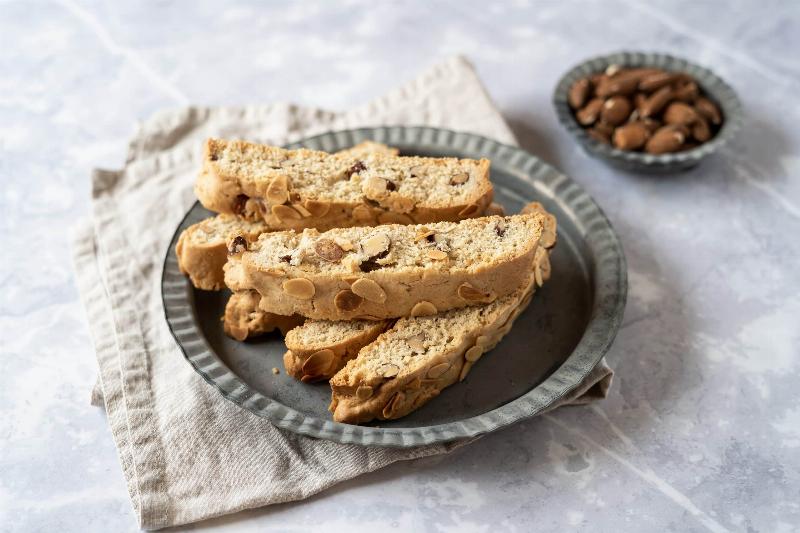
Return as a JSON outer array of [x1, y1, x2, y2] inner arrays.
[[73, 56, 613, 530]]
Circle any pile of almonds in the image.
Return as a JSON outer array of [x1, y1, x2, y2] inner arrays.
[[568, 65, 723, 154]]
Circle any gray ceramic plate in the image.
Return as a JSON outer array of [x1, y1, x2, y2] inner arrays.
[[553, 51, 743, 172], [162, 126, 627, 447]]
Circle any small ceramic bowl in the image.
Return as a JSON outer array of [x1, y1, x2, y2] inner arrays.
[[553, 51, 743, 172]]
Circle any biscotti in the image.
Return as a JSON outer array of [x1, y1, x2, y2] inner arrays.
[[329, 204, 556, 424], [225, 213, 545, 320], [283, 319, 392, 382], [195, 138, 494, 231], [328, 250, 549, 424], [223, 290, 304, 341], [176, 214, 268, 290], [178, 142, 399, 291]]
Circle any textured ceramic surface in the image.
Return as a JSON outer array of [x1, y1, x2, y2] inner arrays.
[[554, 51, 743, 172], [163, 127, 627, 446], [6, 2, 800, 531]]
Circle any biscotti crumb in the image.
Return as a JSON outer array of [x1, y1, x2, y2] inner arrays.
[[272, 367, 280, 375]]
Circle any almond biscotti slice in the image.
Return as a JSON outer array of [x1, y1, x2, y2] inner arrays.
[[283, 319, 393, 382], [223, 290, 304, 341], [328, 203, 556, 424], [176, 214, 268, 290], [225, 213, 544, 321], [195, 138, 493, 231], [328, 251, 546, 424], [178, 142, 398, 291]]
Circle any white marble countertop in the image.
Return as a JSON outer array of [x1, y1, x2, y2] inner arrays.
[[2, 1, 799, 531]]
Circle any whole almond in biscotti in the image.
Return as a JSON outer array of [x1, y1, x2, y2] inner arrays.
[[314, 239, 344, 263]]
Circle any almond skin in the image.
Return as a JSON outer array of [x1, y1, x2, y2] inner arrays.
[[663, 102, 699, 126], [613, 122, 650, 151], [600, 96, 633, 126], [645, 125, 688, 154], [576, 98, 604, 126], [568, 78, 592, 110], [641, 86, 674, 118]]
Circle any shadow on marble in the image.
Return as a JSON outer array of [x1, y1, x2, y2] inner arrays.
[[506, 117, 561, 169]]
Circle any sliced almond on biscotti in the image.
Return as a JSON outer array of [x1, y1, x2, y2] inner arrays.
[[225, 214, 544, 321]]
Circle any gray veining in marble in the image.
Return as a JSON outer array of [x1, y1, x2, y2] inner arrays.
[[1, 1, 798, 531]]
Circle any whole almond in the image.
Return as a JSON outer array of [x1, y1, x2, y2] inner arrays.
[[692, 117, 712, 142], [641, 86, 674, 118], [694, 97, 722, 125], [638, 71, 679, 92], [314, 238, 344, 262], [576, 98, 604, 126], [595, 73, 639, 97], [674, 81, 699, 103], [613, 122, 649, 151], [568, 78, 592, 109], [600, 96, 632, 126], [663, 102, 699, 126], [634, 93, 648, 114], [645, 125, 687, 154]]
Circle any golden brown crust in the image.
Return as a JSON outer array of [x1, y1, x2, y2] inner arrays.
[[283, 319, 392, 382], [227, 214, 544, 321], [195, 138, 494, 231], [175, 214, 268, 291], [223, 291, 304, 341]]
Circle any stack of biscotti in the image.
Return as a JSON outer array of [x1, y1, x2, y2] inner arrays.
[[226, 203, 555, 423], [176, 136, 557, 425]]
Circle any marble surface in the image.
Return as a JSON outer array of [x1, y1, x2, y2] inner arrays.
[[1, 1, 799, 531]]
